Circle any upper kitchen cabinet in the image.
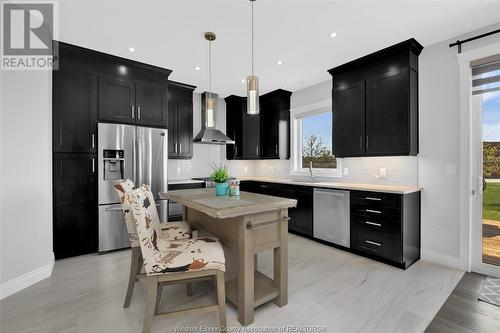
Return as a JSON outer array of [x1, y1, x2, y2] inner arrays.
[[225, 95, 244, 159], [225, 95, 261, 159], [328, 38, 423, 157], [260, 89, 292, 159], [225, 89, 291, 160], [168, 81, 195, 159], [53, 69, 98, 153], [54, 41, 171, 129]]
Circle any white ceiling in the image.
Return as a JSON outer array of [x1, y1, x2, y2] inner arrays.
[[58, 0, 500, 96]]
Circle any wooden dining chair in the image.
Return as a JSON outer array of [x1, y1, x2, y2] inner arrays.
[[114, 179, 193, 308], [128, 185, 226, 333]]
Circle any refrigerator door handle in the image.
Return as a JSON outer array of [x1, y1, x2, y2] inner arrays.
[[132, 139, 137, 185]]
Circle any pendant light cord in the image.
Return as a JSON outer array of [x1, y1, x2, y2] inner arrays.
[[251, 0, 254, 75], [208, 38, 212, 100]]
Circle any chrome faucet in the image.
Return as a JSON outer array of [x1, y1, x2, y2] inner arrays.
[[309, 161, 315, 182]]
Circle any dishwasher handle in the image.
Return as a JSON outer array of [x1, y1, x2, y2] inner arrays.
[[314, 189, 347, 198]]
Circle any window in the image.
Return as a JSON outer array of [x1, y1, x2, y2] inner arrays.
[[291, 105, 341, 177], [301, 112, 336, 168]]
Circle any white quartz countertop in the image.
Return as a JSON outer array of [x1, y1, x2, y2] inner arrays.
[[238, 176, 421, 194]]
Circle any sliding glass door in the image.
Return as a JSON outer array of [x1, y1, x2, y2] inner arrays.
[[473, 57, 500, 275]]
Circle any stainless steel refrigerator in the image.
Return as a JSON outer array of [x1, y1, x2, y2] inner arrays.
[[97, 123, 168, 252]]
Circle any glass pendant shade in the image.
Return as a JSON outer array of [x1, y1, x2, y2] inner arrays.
[[206, 96, 215, 128], [246, 75, 259, 115]]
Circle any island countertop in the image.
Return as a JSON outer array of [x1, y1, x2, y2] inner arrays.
[[160, 188, 297, 219]]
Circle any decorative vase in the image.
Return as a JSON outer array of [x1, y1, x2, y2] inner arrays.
[[215, 182, 228, 196]]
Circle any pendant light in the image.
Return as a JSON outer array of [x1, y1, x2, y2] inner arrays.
[[205, 32, 216, 128], [246, 0, 259, 115]]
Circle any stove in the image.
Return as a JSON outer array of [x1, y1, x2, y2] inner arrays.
[[192, 177, 216, 188]]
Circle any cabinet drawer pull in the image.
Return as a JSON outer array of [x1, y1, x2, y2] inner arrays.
[[179, 143, 182, 154], [91, 134, 95, 149], [359, 136, 363, 149], [92, 158, 95, 173], [137, 105, 141, 119], [365, 197, 381, 201], [365, 240, 382, 247], [131, 105, 135, 118], [235, 146, 238, 156], [275, 145, 278, 155], [366, 209, 382, 214], [365, 221, 382, 227], [174, 142, 177, 153], [366, 135, 370, 150]]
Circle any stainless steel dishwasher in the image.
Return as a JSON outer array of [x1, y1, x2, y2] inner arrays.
[[313, 188, 350, 248]]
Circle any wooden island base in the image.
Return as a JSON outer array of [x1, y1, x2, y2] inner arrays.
[[184, 207, 289, 326]]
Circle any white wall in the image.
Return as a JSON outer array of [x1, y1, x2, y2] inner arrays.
[[419, 23, 500, 267], [0, 70, 54, 299]]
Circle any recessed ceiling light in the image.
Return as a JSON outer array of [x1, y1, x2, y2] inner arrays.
[[194, 66, 201, 71], [241, 79, 246, 83], [128, 47, 135, 52], [330, 32, 337, 38], [276, 60, 283, 65]]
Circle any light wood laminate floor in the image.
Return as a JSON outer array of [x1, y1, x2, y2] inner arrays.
[[1, 234, 463, 333], [425, 272, 500, 333]]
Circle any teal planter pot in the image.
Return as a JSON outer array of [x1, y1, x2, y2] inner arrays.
[[215, 182, 228, 196]]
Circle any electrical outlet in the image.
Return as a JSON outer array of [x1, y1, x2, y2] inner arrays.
[[343, 168, 349, 176], [446, 163, 457, 174], [379, 168, 387, 178]]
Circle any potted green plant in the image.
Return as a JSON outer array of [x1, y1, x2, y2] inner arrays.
[[210, 163, 230, 196]]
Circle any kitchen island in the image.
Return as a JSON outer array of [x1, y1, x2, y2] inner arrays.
[[160, 188, 297, 326]]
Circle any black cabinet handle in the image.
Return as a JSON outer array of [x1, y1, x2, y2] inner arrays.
[[365, 221, 381, 227]]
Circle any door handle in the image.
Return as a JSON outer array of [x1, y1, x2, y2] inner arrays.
[[137, 105, 141, 120], [133, 140, 137, 184], [91, 134, 95, 149], [131, 105, 135, 118], [482, 178, 487, 192]]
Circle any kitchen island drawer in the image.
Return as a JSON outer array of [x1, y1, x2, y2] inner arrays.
[[351, 226, 402, 263]]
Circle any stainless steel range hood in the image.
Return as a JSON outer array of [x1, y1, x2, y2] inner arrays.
[[193, 92, 235, 145]]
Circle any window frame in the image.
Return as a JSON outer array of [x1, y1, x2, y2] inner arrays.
[[290, 100, 342, 177]]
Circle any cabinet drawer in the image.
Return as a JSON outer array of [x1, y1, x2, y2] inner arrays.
[[351, 191, 401, 210], [351, 226, 402, 263], [351, 213, 401, 235], [351, 203, 401, 222]]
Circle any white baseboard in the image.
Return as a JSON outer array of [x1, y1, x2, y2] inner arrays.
[[421, 249, 461, 269], [0, 254, 55, 300]]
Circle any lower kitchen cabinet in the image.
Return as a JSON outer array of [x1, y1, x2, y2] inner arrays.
[[350, 190, 420, 268], [241, 181, 313, 237], [241, 180, 420, 269], [53, 153, 98, 259]]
